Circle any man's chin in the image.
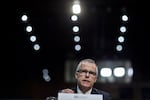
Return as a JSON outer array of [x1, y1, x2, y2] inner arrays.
[[82, 83, 91, 88]]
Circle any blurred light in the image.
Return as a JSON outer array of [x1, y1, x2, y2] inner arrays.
[[43, 74, 51, 82], [42, 68, 49, 74], [127, 67, 134, 77], [71, 15, 78, 21], [30, 35, 36, 42], [100, 68, 112, 77], [116, 44, 123, 51], [21, 14, 28, 22], [72, 3, 81, 14], [42, 68, 51, 82], [72, 26, 79, 32], [114, 67, 125, 77], [120, 26, 126, 33], [33, 44, 40, 51], [75, 44, 81, 51], [26, 25, 32, 33], [122, 15, 128, 22], [118, 36, 125, 43], [46, 97, 56, 100], [74, 36, 80, 42], [97, 60, 133, 83]]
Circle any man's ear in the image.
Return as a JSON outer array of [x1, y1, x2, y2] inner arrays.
[[94, 76, 98, 83], [75, 72, 78, 79]]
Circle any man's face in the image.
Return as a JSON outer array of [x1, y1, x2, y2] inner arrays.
[[75, 62, 97, 89]]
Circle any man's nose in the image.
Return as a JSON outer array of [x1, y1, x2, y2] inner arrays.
[[85, 72, 90, 77]]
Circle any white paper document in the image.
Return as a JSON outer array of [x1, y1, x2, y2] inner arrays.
[[57, 93, 103, 100]]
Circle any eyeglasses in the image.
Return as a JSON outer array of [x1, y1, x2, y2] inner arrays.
[[77, 69, 96, 76]]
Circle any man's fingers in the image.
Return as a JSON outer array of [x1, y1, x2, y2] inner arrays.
[[61, 89, 74, 93]]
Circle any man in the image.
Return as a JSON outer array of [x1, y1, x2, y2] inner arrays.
[[60, 58, 112, 100]]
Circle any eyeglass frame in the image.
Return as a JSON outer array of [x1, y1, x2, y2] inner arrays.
[[76, 69, 97, 76]]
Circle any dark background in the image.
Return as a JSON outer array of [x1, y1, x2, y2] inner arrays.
[[1, 0, 150, 100]]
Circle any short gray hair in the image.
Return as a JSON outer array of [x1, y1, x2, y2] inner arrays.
[[75, 58, 98, 76]]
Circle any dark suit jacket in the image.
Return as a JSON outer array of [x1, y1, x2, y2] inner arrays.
[[71, 87, 112, 100]]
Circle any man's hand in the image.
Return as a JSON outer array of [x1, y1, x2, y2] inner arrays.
[[61, 88, 75, 93]]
